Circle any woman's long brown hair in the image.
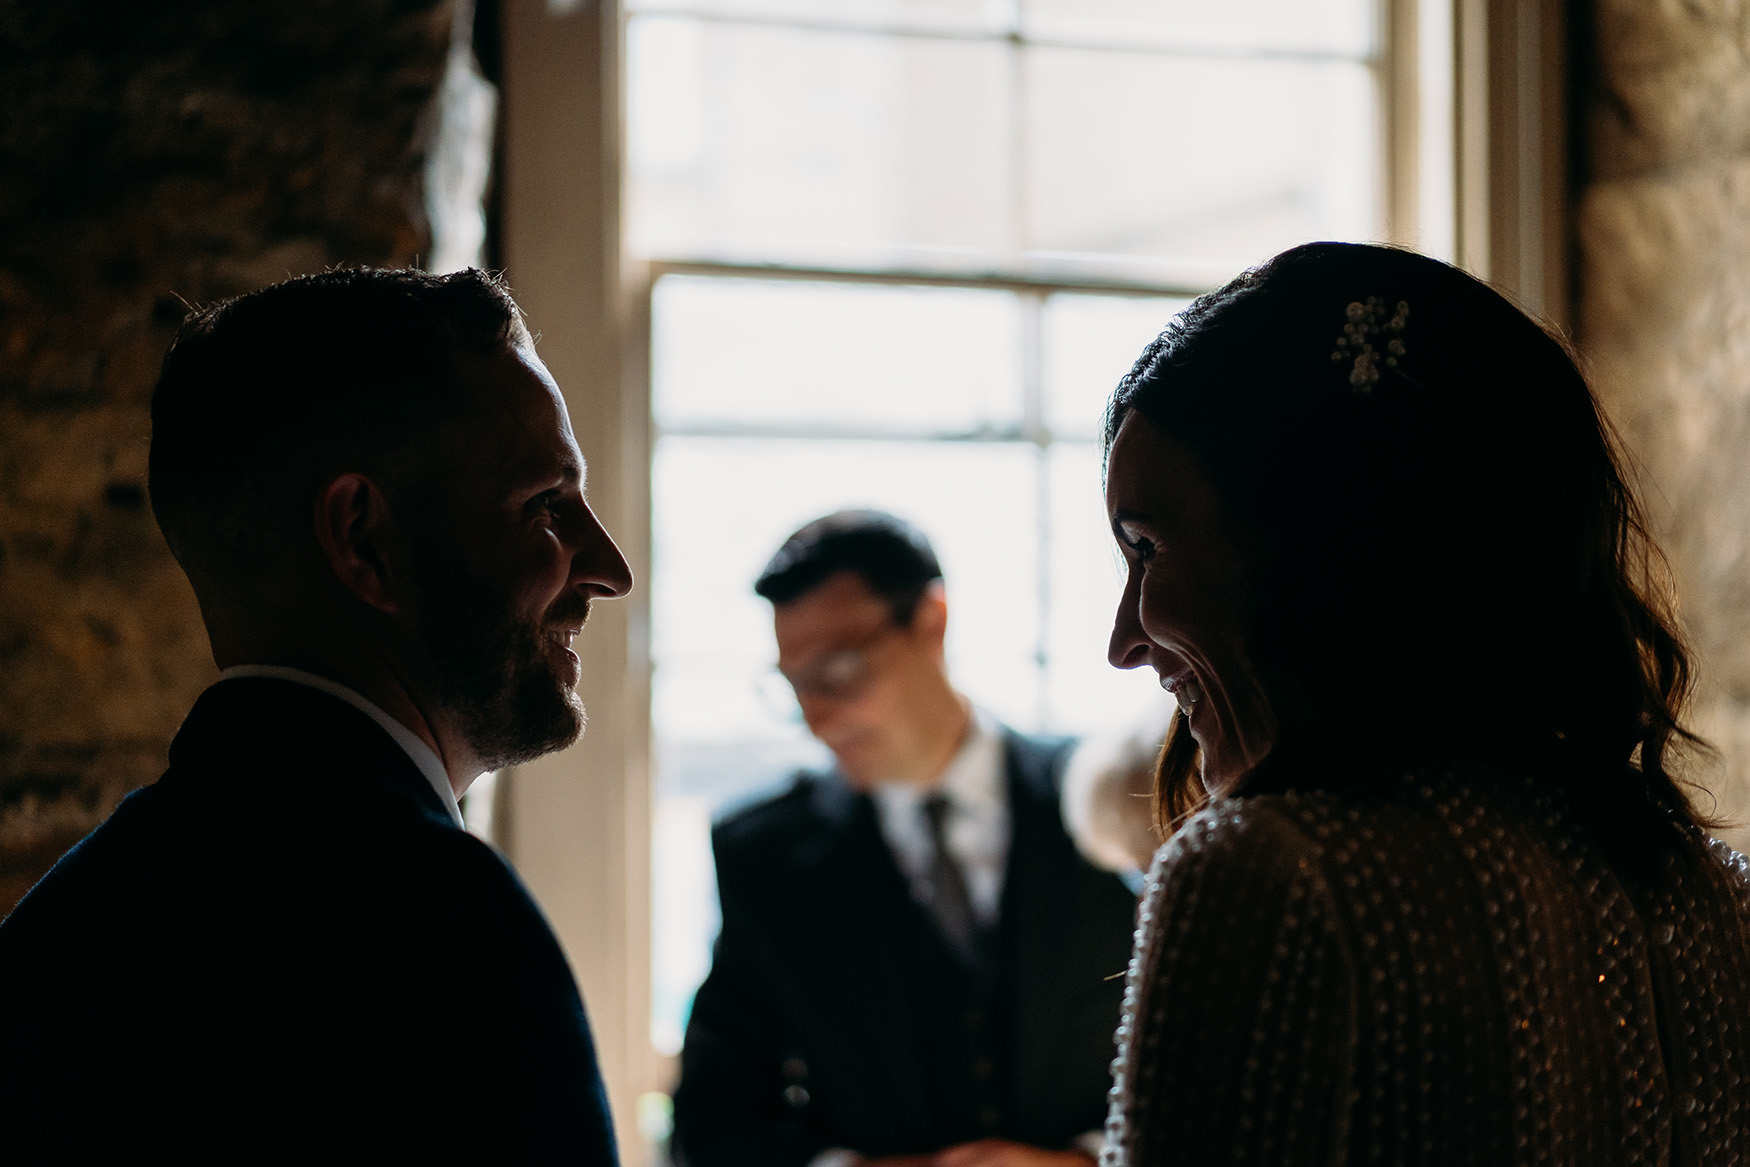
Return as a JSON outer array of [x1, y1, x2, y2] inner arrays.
[[1104, 243, 1719, 857]]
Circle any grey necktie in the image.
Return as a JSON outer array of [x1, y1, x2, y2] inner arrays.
[[921, 793, 979, 960]]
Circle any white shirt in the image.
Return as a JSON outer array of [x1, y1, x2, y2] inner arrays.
[[870, 706, 1008, 924], [219, 664, 466, 827]]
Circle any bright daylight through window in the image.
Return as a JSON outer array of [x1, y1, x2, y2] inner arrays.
[[625, 0, 1406, 1059]]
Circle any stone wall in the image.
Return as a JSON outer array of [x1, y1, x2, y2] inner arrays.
[[1577, 0, 1750, 847], [0, 1, 454, 912]]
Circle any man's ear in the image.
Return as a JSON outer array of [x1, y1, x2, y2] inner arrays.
[[912, 581, 949, 647], [314, 473, 405, 615]]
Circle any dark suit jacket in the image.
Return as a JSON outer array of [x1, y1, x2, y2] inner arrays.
[[671, 729, 1137, 1167], [0, 677, 618, 1165]]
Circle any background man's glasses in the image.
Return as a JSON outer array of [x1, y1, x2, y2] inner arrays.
[[756, 623, 904, 717]]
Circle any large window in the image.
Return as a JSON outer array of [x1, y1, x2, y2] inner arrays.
[[628, 0, 1385, 280], [625, 0, 1429, 1079], [645, 271, 1184, 1051]]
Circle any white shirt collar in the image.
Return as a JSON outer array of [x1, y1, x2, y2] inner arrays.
[[870, 706, 1009, 921], [934, 705, 1005, 815], [869, 705, 1004, 815], [219, 664, 466, 827]]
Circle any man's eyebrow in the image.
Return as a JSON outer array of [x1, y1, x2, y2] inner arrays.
[[506, 456, 582, 496]]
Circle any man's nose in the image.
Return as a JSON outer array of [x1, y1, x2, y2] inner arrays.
[[568, 502, 633, 598]]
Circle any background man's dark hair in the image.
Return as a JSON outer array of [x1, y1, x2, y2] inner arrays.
[[149, 266, 530, 591], [754, 510, 943, 624]]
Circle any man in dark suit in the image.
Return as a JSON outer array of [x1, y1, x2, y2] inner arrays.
[[672, 511, 1138, 1167], [0, 268, 630, 1162]]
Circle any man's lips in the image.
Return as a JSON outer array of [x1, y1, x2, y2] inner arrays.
[[546, 629, 581, 682], [546, 625, 583, 685], [544, 597, 591, 652]]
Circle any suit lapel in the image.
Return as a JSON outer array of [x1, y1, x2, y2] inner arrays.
[[798, 777, 938, 1135], [998, 733, 1110, 1103]]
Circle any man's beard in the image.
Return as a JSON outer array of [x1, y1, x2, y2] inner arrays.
[[415, 537, 589, 772]]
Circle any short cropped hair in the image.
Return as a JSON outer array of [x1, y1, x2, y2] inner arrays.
[[754, 510, 943, 624], [149, 267, 531, 589]]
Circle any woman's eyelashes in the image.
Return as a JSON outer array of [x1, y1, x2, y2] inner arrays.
[[1119, 528, 1157, 562]]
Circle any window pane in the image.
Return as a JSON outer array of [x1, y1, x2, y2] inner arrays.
[[653, 275, 1024, 434], [651, 792, 726, 1056], [629, 0, 996, 35], [1022, 0, 1376, 56], [1044, 442, 1164, 733], [1043, 292, 1189, 441], [628, 16, 1011, 268], [1024, 49, 1380, 274]]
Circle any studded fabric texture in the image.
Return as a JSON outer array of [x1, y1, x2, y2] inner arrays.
[[1101, 774, 1750, 1166]]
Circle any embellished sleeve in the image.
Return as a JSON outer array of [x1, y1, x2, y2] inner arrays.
[[1107, 803, 1358, 1166], [1707, 835, 1750, 896]]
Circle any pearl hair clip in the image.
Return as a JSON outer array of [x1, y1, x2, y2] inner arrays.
[[1331, 296, 1410, 392]]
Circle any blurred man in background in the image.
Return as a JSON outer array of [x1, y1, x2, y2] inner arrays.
[[673, 510, 1136, 1167]]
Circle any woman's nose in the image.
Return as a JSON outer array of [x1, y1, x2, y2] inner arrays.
[[1108, 568, 1152, 670]]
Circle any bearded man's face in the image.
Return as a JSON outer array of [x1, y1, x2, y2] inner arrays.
[[406, 345, 632, 773]]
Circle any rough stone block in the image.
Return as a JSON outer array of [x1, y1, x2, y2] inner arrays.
[[1592, 0, 1750, 177], [1579, 2, 1750, 845], [0, 0, 453, 910]]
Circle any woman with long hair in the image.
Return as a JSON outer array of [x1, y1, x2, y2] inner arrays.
[[1100, 241, 1749, 1164]]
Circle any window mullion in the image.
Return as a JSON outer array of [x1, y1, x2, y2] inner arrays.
[[1021, 289, 1050, 728]]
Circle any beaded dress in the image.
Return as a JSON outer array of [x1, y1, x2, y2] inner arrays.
[[1101, 773, 1750, 1165]]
